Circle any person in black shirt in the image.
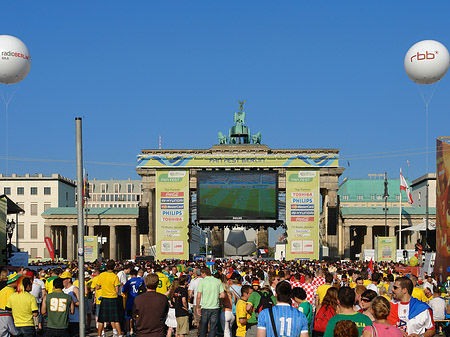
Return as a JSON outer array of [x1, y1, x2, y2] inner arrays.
[[174, 275, 189, 337]]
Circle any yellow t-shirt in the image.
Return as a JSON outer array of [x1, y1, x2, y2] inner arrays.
[[363, 279, 371, 287], [0, 286, 15, 310], [412, 287, 428, 302], [236, 299, 250, 337], [45, 276, 58, 294], [97, 271, 120, 299], [6, 292, 38, 327], [91, 276, 102, 305], [316, 284, 332, 303], [156, 272, 170, 295]]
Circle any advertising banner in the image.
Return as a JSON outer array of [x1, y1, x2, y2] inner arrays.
[[435, 138, 450, 279], [0, 197, 6, 265], [84, 236, 99, 262], [138, 154, 338, 169], [375, 236, 396, 261], [156, 169, 189, 260], [286, 169, 319, 260]]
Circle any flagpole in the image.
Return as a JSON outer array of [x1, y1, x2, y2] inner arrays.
[[399, 168, 402, 251]]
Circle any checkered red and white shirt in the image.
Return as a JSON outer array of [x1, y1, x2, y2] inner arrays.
[[312, 276, 325, 287], [290, 281, 302, 289], [300, 282, 317, 309]]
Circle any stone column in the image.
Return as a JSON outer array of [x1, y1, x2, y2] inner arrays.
[[365, 225, 373, 249], [389, 225, 395, 237], [88, 225, 94, 236], [211, 227, 223, 257], [109, 226, 116, 260], [343, 225, 351, 259], [257, 229, 269, 249], [67, 225, 73, 261], [130, 225, 137, 259]]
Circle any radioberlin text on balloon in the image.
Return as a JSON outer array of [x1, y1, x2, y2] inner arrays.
[[1, 51, 30, 60]]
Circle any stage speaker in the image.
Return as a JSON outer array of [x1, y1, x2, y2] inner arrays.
[[327, 207, 338, 235], [138, 206, 149, 234]]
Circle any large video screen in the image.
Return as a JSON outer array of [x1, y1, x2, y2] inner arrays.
[[197, 170, 278, 220]]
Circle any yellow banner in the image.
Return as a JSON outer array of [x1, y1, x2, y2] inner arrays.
[[0, 197, 6, 264], [285, 169, 319, 260], [375, 236, 396, 262], [84, 236, 99, 262], [138, 155, 338, 168], [156, 169, 189, 260]]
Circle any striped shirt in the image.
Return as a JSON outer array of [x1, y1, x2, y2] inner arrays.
[[257, 303, 308, 337]]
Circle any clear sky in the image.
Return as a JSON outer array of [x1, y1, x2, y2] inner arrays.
[[2, 2, 450, 244]]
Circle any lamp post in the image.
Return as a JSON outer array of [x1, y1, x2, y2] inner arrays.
[[383, 172, 389, 236], [6, 219, 15, 263]]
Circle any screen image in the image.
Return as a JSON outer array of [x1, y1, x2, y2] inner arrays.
[[197, 170, 278, 220]]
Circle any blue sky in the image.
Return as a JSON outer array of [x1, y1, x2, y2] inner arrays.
[[2, 2, 450, 244], [2, 1, 450, 182]]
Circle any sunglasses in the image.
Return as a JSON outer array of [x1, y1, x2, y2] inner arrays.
[[392, 285, 400, 290], [361, 298, 371, 302]]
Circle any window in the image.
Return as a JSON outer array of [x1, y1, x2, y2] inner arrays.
[[3, 187, 11, 195], [136, 195, 140, 202], [140, 183, 143, 192], [31, 187, 38, 195], [376, 195, 382, 200], [17, 203, 24, 211], [396, 195, 400, 201], [18, 223, 24, 239], [30, 204, 38, 216], [17, 187, 24, 195], [370, 195, 375, 200], [44, 187, 51, 195], [342, 195, 349, 201], [114, 184, 119, 193], [31, 223, 38, 239], [101, 184, 106, 193], [30, 248, 38, 258], [357, 195, 363, 200], [418, 192, 421, 201], [101, 195, 105, 201], [106, 195, 109, 202], [44, 203, 51, 211], [127, 184, 133, 193]]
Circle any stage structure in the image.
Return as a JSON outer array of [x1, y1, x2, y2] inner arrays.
[[136, 102, 344, 260]]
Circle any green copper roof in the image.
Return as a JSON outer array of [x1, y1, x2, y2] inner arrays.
[[338, 178, 411, 202], [42, 207, 139, 216], [341, 207, 435, 216]]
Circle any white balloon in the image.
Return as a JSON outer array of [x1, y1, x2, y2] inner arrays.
[[404, 40, 450, 85], [0, 35, 31, 84]]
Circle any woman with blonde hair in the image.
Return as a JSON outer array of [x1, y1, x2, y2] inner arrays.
[[362, 296, 403, 337], [220, 281, 235, 337]]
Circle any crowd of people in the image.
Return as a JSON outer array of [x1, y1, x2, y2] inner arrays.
[[0, 258, 450, 337]]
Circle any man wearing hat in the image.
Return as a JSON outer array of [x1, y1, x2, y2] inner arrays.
[[245, 279, 276, 337], [0, 273, 19, 310], [61, 271, 80, 337]]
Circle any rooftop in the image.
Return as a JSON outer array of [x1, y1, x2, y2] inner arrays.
[[42, 207, 139, 216]]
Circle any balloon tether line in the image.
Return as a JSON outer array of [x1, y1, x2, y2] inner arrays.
[[0, 87, 16, 175]]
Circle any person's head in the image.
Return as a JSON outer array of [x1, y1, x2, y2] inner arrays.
[[356, 277, 364, 286], [138, 269, 144, 278], [124, 264, 133, 274], [424, 287, 432, 298], [371, 296, 391, 320], [371, 272, 380, 284], [178, 275, 189, 286], [392, 276, 413, 301], [60, 271, 72, 287], [360, 290, 377, 311], [129, 269, 138, 277], [171, 266, 178, 275], [341, 274, 348, 283], [106, 260, 115, 271], [333, 320, 359, 337], [230, 272, 241, 284], [53, 277, 64, 290], [277, 271, 285, 281], [275, 279, 292, 303], [269, 273, 280, 287], [145, 274, 159, 290], [252, 279, 260, 291], [338, 286, 355, 309], [410, 275, 418, 286], [154, 265, 162, 273], [292, 287, 307, 304], [201, 267, 211, 277], [322, 286, 339, 311], [325, 273, 334, 284], [241, 285, 253, 301], [433, 285, 441, 297], [0, 269, 8, 281], [387, 273, 394, 282]]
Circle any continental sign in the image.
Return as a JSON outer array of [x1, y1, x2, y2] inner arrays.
[[138, 155, 338, 168]]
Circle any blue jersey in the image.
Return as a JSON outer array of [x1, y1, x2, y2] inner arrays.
[[122, 277, 145, 310], [257, 303, 308, 337]]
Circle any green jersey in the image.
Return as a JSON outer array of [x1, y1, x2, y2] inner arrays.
[[46, 291, 72, 329], [324, 312, 372, 337]]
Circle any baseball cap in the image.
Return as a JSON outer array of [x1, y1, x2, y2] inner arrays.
[[60, 271, 72, 279], [252, 280, 260, 286], [84, 271, 91, 279], [25, 271, 34, 278]]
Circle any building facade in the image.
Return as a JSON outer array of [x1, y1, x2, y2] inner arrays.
[[86, 178, 143, 208], [0, 174, 76, 258]]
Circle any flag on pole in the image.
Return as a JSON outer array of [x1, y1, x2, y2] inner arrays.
[[400, 171, 413, 204], [407, 160, 410, 167], [368, 258, 373, 278]]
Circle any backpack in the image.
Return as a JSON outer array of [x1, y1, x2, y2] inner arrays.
[[313, 305, 335, 332], [136, 282, 147, 295], [255, 291, 274, 317]]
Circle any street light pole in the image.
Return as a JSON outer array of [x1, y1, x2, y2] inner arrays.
[[383, 172, 389, 236]]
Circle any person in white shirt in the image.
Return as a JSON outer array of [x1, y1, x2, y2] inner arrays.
[[188, 269, 203, 334], [428, 286, 446, 320], [117, 264, 132, 292], [366, 272, 380, 295]]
